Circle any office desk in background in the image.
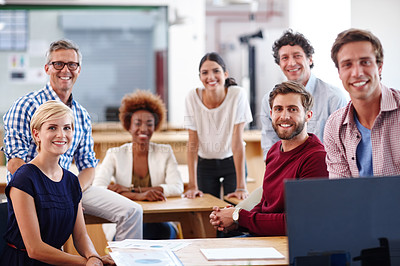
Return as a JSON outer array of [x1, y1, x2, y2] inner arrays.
[[85, 193, 228, 239], [91, 127, 265, 193], [0, 166, 7, 194], [139, 193, 227, 238]]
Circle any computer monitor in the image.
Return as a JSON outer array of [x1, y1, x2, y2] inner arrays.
[[285, 176, 400, 265]]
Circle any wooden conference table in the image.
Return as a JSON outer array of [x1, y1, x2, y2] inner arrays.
[[110, 236, 289, 265], [0, 166, 7, 194], [175, 236, 288, 265], [85, 193, 228, 239]]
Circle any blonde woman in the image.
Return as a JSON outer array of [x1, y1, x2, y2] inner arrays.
[[0, 101, 114, 265]]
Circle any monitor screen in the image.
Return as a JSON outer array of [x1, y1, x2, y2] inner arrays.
[[285, 176, 400, 265]]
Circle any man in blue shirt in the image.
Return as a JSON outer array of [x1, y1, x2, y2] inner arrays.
[[3, 39, 143, 240], [260, 29, 348, 159]]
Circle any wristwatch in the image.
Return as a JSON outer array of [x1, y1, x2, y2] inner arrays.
[[232, 207, 242, 224]]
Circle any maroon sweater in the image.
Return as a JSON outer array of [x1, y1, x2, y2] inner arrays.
[[238, 134, 328, 236]]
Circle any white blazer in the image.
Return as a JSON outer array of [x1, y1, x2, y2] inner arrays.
[[93, 142, 184, 197]]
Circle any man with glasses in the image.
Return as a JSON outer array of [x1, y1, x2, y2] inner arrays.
[[3, 39, 143, 240]]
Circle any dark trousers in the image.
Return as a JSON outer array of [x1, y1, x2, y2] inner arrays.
[[143, 222, 177, 240], [197, 156, 236, 198]]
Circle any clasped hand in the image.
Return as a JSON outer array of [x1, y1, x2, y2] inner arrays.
[[209, 206, 238, 233]]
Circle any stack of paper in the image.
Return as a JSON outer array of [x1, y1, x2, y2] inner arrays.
[[108, 239, 189, 252], [108, 239, 187, 266], [200, 247, 285, 261], [110, 249, 182, 266]]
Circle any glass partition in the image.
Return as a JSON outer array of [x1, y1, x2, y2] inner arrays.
[[0, 5, 168, 122]]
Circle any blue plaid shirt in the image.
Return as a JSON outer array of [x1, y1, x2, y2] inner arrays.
[[3, 83, 98, 182]]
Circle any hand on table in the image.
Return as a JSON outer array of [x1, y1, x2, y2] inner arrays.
[[183, 188, 203, 199], [86, 254, 115, 266], [107, 183, 129, 194], [137, 190, 166, 201], [86, 256, 103, 266], [226, 190, 248, 200], [101, 254, 116, 266]]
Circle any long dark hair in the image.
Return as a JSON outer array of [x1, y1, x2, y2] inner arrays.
[[198, 52, 237, 88]]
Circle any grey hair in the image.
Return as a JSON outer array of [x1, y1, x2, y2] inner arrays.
[[46, 39, 82, 65]]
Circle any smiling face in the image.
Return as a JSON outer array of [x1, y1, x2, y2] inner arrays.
[[337, 41, 382, 102], [199, 60, 228, 92], [270, 93, 312, 141], [45, 49, 81, 98], [129, 110, 155, 145], [278, 45, 312, 86], [33, 115, 73, 156]]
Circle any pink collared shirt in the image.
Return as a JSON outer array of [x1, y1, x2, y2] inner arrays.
[[323, 85, 400, 178]]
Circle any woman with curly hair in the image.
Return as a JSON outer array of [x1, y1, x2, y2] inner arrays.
[[93, 90, 183, 239]]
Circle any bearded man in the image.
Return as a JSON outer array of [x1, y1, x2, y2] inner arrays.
[[209, 81, 328, 236]]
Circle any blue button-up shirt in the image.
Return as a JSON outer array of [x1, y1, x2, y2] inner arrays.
[[3, 83, 98, 182]]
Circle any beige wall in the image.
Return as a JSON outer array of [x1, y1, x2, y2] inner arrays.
[[352, 0, 400, 90]]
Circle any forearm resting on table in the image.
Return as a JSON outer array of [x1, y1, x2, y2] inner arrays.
[[231, 123, 247, 191], [187, 130, 199, 190]]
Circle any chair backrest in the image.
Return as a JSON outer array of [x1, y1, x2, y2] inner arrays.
[[0, 202, 8, 256], [236, 186, 262, 211]]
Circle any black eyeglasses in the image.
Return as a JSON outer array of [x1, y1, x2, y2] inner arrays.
[[49, 61, 80, 71]]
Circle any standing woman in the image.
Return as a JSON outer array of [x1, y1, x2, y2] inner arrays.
[[0, 101, 114, 266], [184, 52, 253, 199]]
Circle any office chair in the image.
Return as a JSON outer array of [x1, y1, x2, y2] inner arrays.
[[0, 201, 8, 255]]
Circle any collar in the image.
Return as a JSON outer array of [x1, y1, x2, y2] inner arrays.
[[342, 84, 397, 126], [304, 73, 316, 95], [380, 84, 399, 112], [46, 82, 74, 108]]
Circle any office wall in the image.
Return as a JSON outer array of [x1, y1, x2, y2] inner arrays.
[[168, 0, 205, 127], [0, 0, 205, 127], [205, 0, 290, 128], [352, 0, 400, 90], [204, 0, 400, 130], [288, 0, 351, 91], [0, 11, 61, 116]]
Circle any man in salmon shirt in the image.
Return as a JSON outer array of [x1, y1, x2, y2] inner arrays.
[[325, 28, 400, 178]]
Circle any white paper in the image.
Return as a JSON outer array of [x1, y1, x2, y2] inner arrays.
[[200, 247, 285, 261], [110, 249, 182, 266], [108, 239, 189, 252]]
